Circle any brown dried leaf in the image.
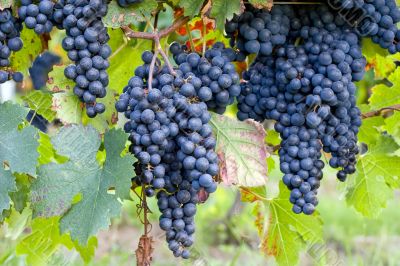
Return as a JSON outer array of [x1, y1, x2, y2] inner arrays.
[[249, 0, 274, 10], [136, 235, 154, 266]]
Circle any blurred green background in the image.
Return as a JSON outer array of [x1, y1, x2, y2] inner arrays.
[[1, 163, 400, 266]]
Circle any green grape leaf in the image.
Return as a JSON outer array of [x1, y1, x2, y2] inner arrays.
[[0, 102, 39, 175], [101, 129, 136, 200], [369, 68, 400, 109], [383, 112, 400, 146], [38, 132, 56, 165], [9, 181, 29, 213], [0, 208, 11, 223], [372, 54, 396, 79], [358, 116, 384, 144], [242, 183, 323, 266], [103, 0, 158, 28], [73, 237, 98, 263], [21, 90, 56, 122], [210, 0, 243, 31], [248, 0, 273, 9], [346, 136, 400, 218], [16, 217, 73, 266], [10, 28, 43, 76], [48, 64, 83, 123], [362, 39, 387, 59], [0, 167, 16, 213], [266, 129, 281, 146], [362, 39, 400, 79], [210, 114, 269, 187], [178, 0, 204, 17], [16, 217, 97, 266], [0, 0, 12, 9], [37, 132, 68, 165], [240, 186, 268, 202], [3, 207, 31, 240], [108, 29, 152, 94], [47, 65, 75, 93], [52, 92, 83, 124], [31, 125, 135, 244]]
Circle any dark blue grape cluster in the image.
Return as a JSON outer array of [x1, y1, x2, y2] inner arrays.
[[29, 52, 61, 89], [117, 0, 143, 7], [331, 0, 400, 53], [19, 0, 55, 34], [19, 0, 111, 117], [225, 5, 297, 58], [236, 5, 363, 214], [0, 9, 24, 84], [115, 51, 219, 258], [57, 0, 111, 117], [169, 42, 241, 114]]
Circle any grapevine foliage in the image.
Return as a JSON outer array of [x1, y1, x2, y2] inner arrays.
[[0, 0, 400, 266]]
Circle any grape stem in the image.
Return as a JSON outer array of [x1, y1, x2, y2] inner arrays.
[[151, 11, 160, 52], [123, 17, 186, 78], [147, 49, 159, 90], [271, 103, 400, 152], [361, 104, 400, 119], [156, 37, 176, 76], [122, 16, 190, 40], [142, 184, 150, 236]]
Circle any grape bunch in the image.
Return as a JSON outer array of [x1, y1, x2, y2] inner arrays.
[[58, 0, 111, 118], [0, 8, 24, 84], [169, 42, 241, 114], [236, 5, 363, 214], [115, 50, 219, 258], [117, 0, 143, 7], [225, 5, 296, 58], [29, 52, 61, 89], [19, 0, 55, 34], [330, 0, 400, 54]]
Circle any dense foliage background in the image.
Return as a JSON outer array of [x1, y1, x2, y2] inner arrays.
[[1, 0, 400, 265]]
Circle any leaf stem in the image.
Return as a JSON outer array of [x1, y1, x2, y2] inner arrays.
[[148, 49, 159, 91]]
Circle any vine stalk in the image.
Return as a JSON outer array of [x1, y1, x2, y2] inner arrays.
[[122, 16, 190, 40], [361, 104, 400, 118]]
